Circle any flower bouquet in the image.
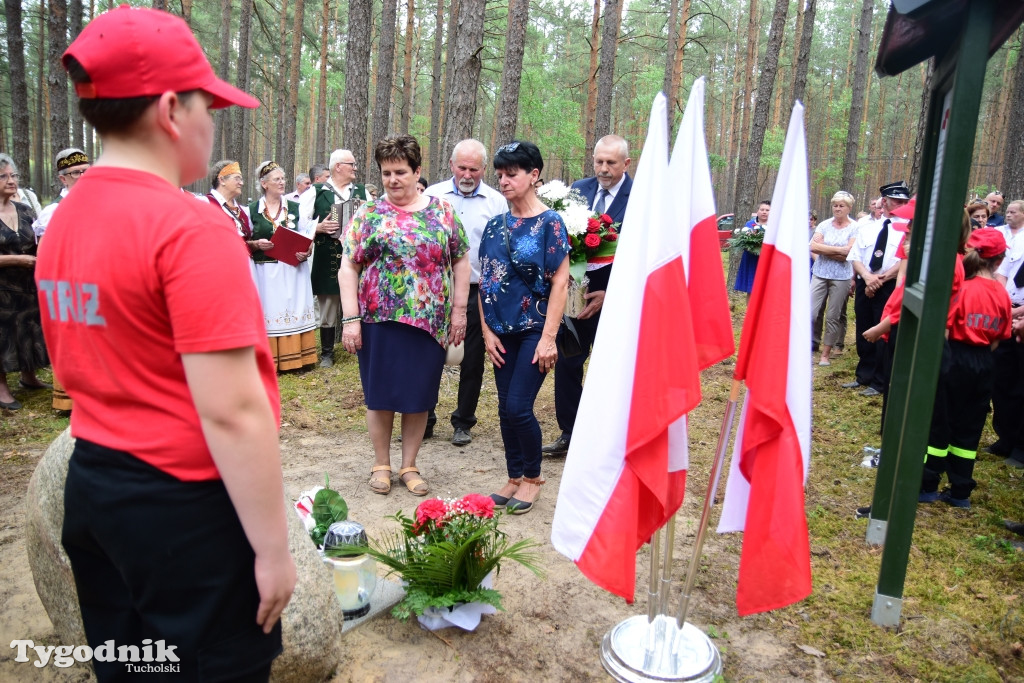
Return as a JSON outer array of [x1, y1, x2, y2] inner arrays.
[[728, 224, 764, 256], [337, 494, 543, 627], [537, 180, 620, 314]]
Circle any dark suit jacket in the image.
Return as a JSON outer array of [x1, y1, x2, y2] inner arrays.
[[569, 174, 632, 292]]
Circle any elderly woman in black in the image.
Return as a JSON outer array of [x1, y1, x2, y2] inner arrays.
[[0, 154, 49, 410], [478, 141, 570, 514]]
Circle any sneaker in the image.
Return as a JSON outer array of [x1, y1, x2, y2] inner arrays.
[[451, 428, 472, 446], [841, 381, 863, 389], [855, 505, 872, 519], [918, 490, 940, 503], [859, 387, 882, 397], [985, 440, 1011, 456], [319, 355, 334, 368], [939, 492, 971, 509], [1003, 456, 1024, 469]]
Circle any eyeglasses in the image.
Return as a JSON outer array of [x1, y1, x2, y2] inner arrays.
[[497, 143, 520, 154], [0, 173, 20, 181], [337, 161, 357, 168], [64, 169, 88, 179]]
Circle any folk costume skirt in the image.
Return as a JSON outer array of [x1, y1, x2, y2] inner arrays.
[[357, 321, 445, 413]]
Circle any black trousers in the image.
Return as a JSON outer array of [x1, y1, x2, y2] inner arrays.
[[553, 267, 611, 438], [854, 277, 896, 391], [63, 440, 281, 682], [991, 338, 1024, 458], [923, 341, 993, 499], [427, 284, 485, 432]]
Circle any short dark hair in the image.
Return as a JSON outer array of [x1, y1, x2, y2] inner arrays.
[[417, 177, 429, 189], [309, 164, 328, 180], [493, 140, 543, 175], [375, 135, 421, 171], [65, 56, 197, 135], [759, 200, 771, 207]]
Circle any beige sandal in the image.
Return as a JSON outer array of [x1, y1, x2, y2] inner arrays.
[[369, 465, 392, 495], [398, 467, 429, 496]]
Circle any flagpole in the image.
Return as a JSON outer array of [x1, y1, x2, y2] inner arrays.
[[657, 514, 677, 616], [647, 527, 662, 623], [676, 380, 742, 629]]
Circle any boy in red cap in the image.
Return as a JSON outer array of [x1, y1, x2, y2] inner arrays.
[[920, 228, 1011, 508], [35, 7, 295, 680]]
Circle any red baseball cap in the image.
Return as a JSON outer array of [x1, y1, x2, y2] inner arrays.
[[63, 5, 259, 109], [967, 228, 1007, 259]]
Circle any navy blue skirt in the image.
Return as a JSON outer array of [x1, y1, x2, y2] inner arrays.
[[734, 250, 759, 293], [357, 321, 445, 413]]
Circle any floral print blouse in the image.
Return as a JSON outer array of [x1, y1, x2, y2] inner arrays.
[[343, 196, 468, 346], [478, 210, 570, 334]]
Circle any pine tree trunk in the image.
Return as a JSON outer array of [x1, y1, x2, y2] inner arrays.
[[791, 0, 816, 105], [48, 0, 70, 193], [315, 0, 331, 162], [438, 0, 461, 162], [369, 0, 398, 185], [1001, 48, 1024, 200], [663, 0, 680, 117], [283, 0, 306, 178], [428, 0, 445, 178], [181, 0, 193, 24], [593, 0, 622, 143], [399, 0, 414, 134], [733, 0, 787, 232], [582, 0, 600, 177], [343, 0, 372, 168], [214, 0, 233, 161], [493, 0, 528, 148], [233, 0, 253, 175], [441, 0, 484, 160], [68, 0, 84, 149], [667, 0, 692, 123], [274, 0, 291, 161], [841, 0, 873, 192], [34, 1, 47, 196], [908, 60, 933, 192], [4, 0, 32, 181], [735, 0, 759, 215]]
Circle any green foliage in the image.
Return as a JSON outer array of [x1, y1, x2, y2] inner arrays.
[[309, 474, 348, 548]]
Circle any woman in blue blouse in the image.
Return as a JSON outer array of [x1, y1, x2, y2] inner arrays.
[[478, 141, 570, 514]]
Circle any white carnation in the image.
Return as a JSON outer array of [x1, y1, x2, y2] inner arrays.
[[560, 202, 592, 236], [538, 180, 569, 202]]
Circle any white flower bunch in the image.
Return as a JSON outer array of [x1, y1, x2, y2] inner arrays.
[[537, 180, 570, 202], [560, 201, 593, 237]]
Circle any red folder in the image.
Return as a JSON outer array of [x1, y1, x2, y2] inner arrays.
[[265, 227, 313, 266]]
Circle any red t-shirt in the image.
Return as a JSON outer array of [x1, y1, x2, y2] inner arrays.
[[947, 276, 1012, 346], [35, 167, 280, 481]]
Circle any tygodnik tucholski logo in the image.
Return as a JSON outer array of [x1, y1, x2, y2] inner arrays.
[[10, 639, 180, 672]]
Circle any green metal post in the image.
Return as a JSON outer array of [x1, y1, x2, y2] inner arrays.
[[868, 0, 994, 627]]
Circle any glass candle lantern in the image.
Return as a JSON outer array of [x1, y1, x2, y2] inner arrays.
[[322, 521, 377, 619]]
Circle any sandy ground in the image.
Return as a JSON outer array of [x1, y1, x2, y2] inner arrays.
[[0, 363, 833, 682]]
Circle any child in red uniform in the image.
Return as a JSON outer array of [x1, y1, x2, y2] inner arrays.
[[920, 228, 1011, 508], [35, 7, 295, 681]]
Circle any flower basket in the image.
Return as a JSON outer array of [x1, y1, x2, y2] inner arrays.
[[332, 494, 543, 624]]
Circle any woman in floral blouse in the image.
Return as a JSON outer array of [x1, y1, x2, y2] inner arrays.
[[340, 135, 469, 497], [478, 141, 570, 514]]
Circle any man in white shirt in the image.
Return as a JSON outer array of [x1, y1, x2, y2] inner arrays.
[[425, 139, 508, 445], [990, 200, 1024, 463], [843, 181, 909, 396], [283, 172, 310, 203], [33, 148, 90, 240]]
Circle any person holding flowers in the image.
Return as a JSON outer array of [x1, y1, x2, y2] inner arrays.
[[478, 141, 570, 514], [732, 200, 770, 294]]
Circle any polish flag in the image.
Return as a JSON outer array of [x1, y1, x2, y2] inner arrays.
[[669, 77, 735, 369], [716, 103, 813, 616], [551, 93, 702, 601]]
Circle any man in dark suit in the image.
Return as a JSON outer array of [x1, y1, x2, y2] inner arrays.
[[543, 135, 632, 456]]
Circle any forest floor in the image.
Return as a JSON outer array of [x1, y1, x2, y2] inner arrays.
[[2, 293, 1024, 682]]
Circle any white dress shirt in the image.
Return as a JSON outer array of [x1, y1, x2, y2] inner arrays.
[[32, 188, 69, 240], [425, 178, 508, 284], [847, 216, 903, 275]]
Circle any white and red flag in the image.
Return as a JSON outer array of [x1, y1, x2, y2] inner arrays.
[[669, 77, 734, 369], [716, 102, 813, 616], [551, 92, 701, 601]]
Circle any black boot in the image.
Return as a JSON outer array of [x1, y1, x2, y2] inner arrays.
[[319, 327, 335, 367]]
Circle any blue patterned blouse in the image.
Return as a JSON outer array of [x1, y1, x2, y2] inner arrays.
[[478, 210, 570, 334]]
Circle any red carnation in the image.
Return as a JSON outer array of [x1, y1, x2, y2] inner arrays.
[[414, 498, 448, 531], [584, 233, 602, 249], [600, 213, 613, 225], [461, 493, 495, 518], [586, 217, 601, 233]]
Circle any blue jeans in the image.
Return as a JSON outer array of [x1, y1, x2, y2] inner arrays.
[[494, 331, 548, 479]]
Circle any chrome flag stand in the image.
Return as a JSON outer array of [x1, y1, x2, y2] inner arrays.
[[600, 382, 741, 682]]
